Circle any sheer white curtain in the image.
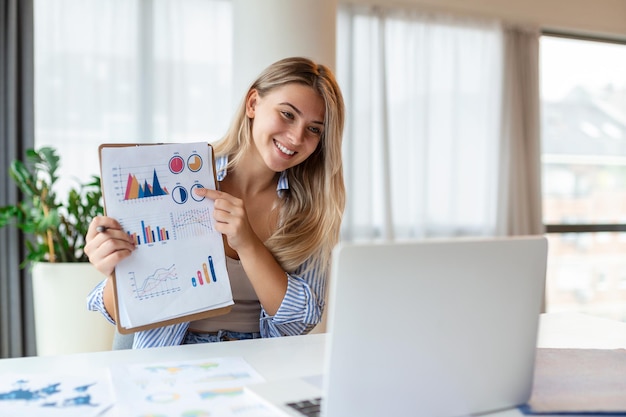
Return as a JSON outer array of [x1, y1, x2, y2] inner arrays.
[[34, 0, 232, 192], [337, 5, 541, 241]]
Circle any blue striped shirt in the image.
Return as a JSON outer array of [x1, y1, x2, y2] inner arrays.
[[86, 155, 326, 348]]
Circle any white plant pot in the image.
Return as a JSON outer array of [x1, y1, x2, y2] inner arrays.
[[31, 262, 115, 356]]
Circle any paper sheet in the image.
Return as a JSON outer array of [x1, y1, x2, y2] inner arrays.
[[0, 369, 114, 417], [99, 142, 233, 330], [111, 356, 285, 417]]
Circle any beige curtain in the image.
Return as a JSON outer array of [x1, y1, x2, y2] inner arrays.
[[497, 24, 545, 236]]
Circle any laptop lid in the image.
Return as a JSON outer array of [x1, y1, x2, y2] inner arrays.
[[322, 236, 548, 417]]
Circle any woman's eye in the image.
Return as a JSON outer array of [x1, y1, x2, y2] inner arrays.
[[309, 126, 322, 136], [281, 111, 294, 120]]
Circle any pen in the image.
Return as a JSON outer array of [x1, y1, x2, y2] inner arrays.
[[96, 225, 109, 233]]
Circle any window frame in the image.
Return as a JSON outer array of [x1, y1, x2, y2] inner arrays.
[[541, 29, 626, 236]]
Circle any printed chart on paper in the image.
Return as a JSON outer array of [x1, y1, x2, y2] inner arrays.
[[99, 142, 233, 330]]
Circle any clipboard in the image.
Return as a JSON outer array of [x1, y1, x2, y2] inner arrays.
[[98, 142, 233, 334]]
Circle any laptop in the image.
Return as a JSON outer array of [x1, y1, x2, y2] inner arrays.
[[248, 236, 548, 417]]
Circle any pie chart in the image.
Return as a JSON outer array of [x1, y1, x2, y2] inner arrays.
[[188, 154, 203, 172], [190, 184, 205, 201], [171, 186, 188, 204], [169, 155, 185, 174]]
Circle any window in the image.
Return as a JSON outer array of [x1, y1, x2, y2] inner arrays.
[[540, 33, 626, 321], [34, 0, 233, 195], [337, 6, 504, 241]]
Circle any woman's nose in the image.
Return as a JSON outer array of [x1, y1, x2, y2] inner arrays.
[[287, 124, 306, 145]]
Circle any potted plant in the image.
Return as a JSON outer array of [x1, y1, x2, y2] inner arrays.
[[0, 147, 114, 355]]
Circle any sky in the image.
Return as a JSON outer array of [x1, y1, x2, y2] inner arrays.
[[540, 36, 626, 101]]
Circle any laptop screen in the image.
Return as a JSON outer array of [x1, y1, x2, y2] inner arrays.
[[322, 236, 547, 417]]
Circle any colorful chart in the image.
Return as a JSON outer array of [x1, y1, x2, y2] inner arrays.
[[190, 184, 206, 202], [171, 186, 189, 204], [198, 388, 243, 400], [191, 256, 218, 287], [187, 154, 203, 172], [127, 231, 140, 246], [208, 256, 218, 282], [170, 208, 214, 239], [132, 264, 181, 300], [169, 155, 185, 174], [124, 169, 169, 200], [143, 363, 219, 374], [144, 220, 169, 244], [0, 375, 111, 415], [146, 392, 181, 403], [126, 220, 170, 245], [117, 356, 269, 417]]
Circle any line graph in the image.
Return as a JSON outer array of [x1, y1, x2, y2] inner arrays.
[[131, 264, 181, 300], [170, 207, 215, 239]]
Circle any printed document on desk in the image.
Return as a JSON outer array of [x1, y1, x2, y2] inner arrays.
[[99, 142, 233, 333], [111, 357, 283, 417], [0, 368, 114, 417]]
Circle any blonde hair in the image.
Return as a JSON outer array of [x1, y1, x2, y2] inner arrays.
[[213, 57, 345, 274]]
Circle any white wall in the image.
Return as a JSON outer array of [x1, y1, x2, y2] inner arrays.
[[232, 0, 337, 105], [342, 0, 626, 39]]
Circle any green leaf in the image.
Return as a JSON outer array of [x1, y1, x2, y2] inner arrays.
[[0, 147, 103, 266], [9, 160, 38, 197]]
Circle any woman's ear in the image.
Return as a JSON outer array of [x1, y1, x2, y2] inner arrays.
[[245, 89, 258, 118]]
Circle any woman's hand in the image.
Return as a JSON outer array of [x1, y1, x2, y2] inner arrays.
[[194, 188, 260, 255], [84, 216, 136, 277], [194, 187, 288, 314]]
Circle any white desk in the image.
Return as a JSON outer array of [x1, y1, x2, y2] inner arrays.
[[536, 311, 626, 349], [1, 312, 625, 416], [0, 331, 325, 381]]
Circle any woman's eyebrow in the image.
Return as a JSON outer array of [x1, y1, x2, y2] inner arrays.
[[280, 102, 324, 126]]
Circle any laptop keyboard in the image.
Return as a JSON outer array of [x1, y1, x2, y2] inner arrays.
[[286, 397, 322, 417]]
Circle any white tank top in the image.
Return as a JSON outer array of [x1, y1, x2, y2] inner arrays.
[[189, 257, 261, 333]]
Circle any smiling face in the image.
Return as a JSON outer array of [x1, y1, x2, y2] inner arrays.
[[246, 83, 325, 173]]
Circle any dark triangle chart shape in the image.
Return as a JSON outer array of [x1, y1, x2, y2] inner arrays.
[[151, 169, 168, 196], [140, 180, 152, 198]]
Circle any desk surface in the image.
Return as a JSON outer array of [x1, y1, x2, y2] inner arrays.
[[0, 330, 326, 380], [536, 311, 626, 349], [1, 312, 625, 416]]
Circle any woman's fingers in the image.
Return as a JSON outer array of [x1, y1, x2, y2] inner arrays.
[[193, 188, 256, 250], [85, 216, 136, 276]]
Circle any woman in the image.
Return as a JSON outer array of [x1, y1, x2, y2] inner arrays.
[[85, 57, 345, 348]]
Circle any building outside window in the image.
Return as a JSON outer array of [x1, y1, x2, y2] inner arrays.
[[540, 34, 626, 321]]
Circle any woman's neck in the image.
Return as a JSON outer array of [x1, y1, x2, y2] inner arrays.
[[226, 152, 279, 197]]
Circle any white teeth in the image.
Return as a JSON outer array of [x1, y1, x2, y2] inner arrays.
[[275, 140, 295, 156]]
